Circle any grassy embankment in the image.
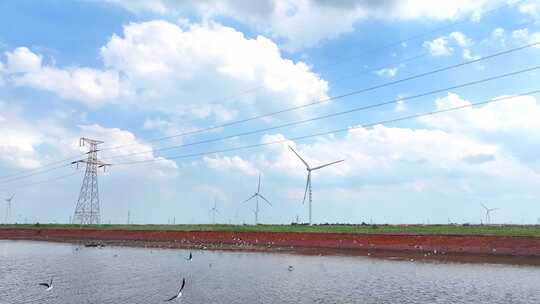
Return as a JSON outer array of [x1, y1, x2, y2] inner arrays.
[[1, 223, 540, 236]]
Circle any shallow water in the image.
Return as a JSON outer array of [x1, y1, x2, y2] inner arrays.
[[1, 240, 539, 304]]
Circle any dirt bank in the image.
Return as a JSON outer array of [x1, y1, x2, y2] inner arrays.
[[2, 228, 540, 264]]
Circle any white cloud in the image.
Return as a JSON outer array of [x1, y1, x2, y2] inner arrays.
[[0, 102, 176, 180], [420, 93, 540, 135], [1, 47, 122, 106], [1, 21, 328, 123], [512, 28, 530, 40], [419, 93, 540, 162], [519, 2, 539, 20], [462, 49, 480, 60], [449, 31, 471, 47], [99, 20, 328, 117], [257, 124, 508, 190], [423, 31, 473, 57], [492, 27, 505, 38], [105, 0, 503, 51], [423, 36, 453, 56], [511, 27, 540, 48], [80, 124, 177, 179], [5, 47, 42, 73], [0, 102, 45, 169], [203, 155, 259, 176], [394, 98, 407, 112], [375, 66, 399, 78]]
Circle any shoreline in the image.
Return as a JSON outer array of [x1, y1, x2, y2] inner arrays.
[[2, 228, 540, 266]]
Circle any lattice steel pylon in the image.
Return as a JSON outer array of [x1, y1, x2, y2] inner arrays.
[[72, 138, 110, 225]]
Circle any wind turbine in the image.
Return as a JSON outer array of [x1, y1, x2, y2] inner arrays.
[[4, 194, 14, 224], [210, 197, 220, 224], [288, 145, 344, 225], [481, 203, 499, 224], [242, 173, 271, 224]]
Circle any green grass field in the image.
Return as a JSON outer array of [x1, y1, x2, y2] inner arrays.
[[1, 223, 540, 236]]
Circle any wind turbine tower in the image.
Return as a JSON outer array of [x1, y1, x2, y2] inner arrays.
[[210, 197, 220, 224], [481, 203, 499, 224], [4, 194, 14, 224], [288, 145, 344, 225], [72, 137, 110, 225], [242, 173, 271, 224]]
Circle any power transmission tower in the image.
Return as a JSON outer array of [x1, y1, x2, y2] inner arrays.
[[72, 138, 110, 225]]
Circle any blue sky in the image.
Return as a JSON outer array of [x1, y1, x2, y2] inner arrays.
[[1, 0, 540, 225]]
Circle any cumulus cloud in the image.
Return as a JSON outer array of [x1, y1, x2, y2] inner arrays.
[[420, 93, 540, 133], [79, 124, 178, 179], [1, 47, 123, 106], [1, 21, 329, 124], [492, 27, 505, 38], [105, 0, 504, 51], [423, 36, 453, 56], [260, 125, 501, 183], [0, 102, 176, 180], [519, 2, 539, 21], [423, 31, 473, 57], [394, 98, 407, 112], [375, 66, 400, 78], [511, 28, 540, 48], [0, 101, 45, 169], [419, 93, 540, 161], [99, 20, 328, 117], [462, 49, 480, 60], [203, 155, 259, 176]]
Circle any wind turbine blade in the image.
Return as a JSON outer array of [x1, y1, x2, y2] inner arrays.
[[302, 173, 310, 205], [242, 194, 257, 203], [258, 194, 272, 206], [480, 203, 489, 210], [288, 145, 310, 169], [311, 159, 344, 171]]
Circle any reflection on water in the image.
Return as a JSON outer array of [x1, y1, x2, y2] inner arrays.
[[1, 240, 539, 303]]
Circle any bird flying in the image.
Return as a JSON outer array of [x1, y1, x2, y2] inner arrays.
[[165, 278, 186, 302], [38, 277, 53, 291]]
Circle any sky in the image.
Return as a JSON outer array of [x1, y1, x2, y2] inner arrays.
[[1, 0, 540, 225]]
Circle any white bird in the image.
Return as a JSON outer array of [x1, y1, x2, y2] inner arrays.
[[38, 277, 53, 291], [185, 252, 192, 261], [165, 278, 186, 302]]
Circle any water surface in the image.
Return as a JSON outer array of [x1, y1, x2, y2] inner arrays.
[[1, 240, 539, 303]]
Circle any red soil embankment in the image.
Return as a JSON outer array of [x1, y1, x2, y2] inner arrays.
[[1, 228, 540, 258]]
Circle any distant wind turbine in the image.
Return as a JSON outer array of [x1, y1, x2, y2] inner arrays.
[[242, 173, 271, 224], [288, 145, 344, 225], [4, 194, 14, 224], [210, 198, 220, 224], [481, 203, 499, 224]]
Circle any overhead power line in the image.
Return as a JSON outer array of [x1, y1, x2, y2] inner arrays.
[[4, 90, 538, 191], [114, 89, 540, 166], [100, 65, 540, 162], [0, 17, 532, 180], [0, 157, 78, 181], [2, 41, 539, 183], [317, 0, 521, 69], [0, 171, 83, 192], [0, 163, 72, 185], [150, 0, 518, 117], [98, 41, 540, 153]]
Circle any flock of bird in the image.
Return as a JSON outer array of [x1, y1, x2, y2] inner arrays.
[[38, 251, 192, 302]]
